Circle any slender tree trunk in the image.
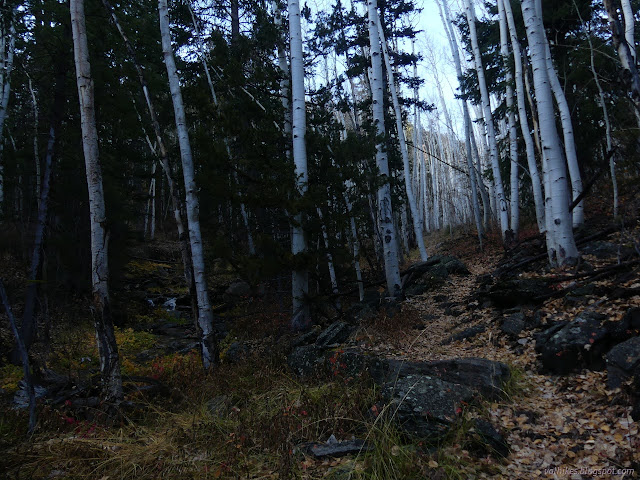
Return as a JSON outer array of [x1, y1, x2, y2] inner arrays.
[[437, 0, 484, 246], [522, 0, 578, 266], [317, 207, 340, 309], [621, 0, 636, 62], [27, 76, 41, 207], [368, 0, 401, 298], [159, 0, 218, 368], [498, 0, 519, 240], [603, 0, 640, 126], [0, 12, 16, 217], [578, 11, 618, 217], [71, 0, 123, 404], [543, 38, 584, 227], [376, 13, 428, 260], [288, 0, 310, 328], [502, 0, 545, 232], [343, 191, 364, 302], [21, 62, 66, 354], [465, 0, 510, 240]]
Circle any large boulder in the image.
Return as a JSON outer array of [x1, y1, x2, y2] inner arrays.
[[537, 312, 610, 374], [382, 375, 474, 439], [370, 357, 510, 400], [482, 277, 552, 309], [537, 308, 640, 374], [606, 336, 640, 389], [402, 255, 470, 296]]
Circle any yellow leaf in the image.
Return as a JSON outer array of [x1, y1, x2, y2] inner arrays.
[[601, 425, 611, 432], [391, 445, 401, 456], [428, 460, 439, 468]]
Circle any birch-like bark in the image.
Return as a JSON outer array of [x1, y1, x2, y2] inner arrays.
[[368, 0, 401, 298], [288, 0, 310, 327], [522, 0, 578, 266], [497, 0, 519, 239], [464, 0, 510, 240], [27, 76, 41, 206], [501, 0, 545, 232], [71, 0, 123, 403], [621, 0, 636, 62], [159, 0, 218, 368], [0, 13, 16, 216], [603, 0, 640, 125], [542, 36, 584, 227], [376, 13, 428, 260]]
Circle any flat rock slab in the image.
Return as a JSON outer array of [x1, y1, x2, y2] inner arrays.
[[298, 439, 372, 458], [370, 357, 510, 400], [382, 375, 474, 439]]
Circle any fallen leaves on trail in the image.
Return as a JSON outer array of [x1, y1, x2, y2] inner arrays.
[[373, 233, 640, 479]]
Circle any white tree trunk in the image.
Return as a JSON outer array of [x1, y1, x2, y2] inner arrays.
[[621, 0, 636, 62], [70, 0, 123, 404], [0, 14, 15, 216], [603, 0, 640, 126], [498, 0, 519, 240], [376, 13, 428, 260], [288, 0, 310, 327], [501, 0, 545, 233], [343, 191, 365, 302], [368, 0, 401, 298], [542, 36, 584, 227], [464, 0, 510, 240], [437, 0, 483, 244], [522, 0, 578, 266], [159, 0, 217, 368]]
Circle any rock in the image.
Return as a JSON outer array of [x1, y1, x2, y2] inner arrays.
[[382, 375, 474, 439], [288, 345, 326, 377], [370, 357, 510, 400], [501, 313, 526, 338], [401, 255, 470, 294], [537, 312, 609, 374], [315, 322, 354, 348], [483, 278, 552, 309], [298, 439, 373, 458], [224, 280, 251, 300], [291, 326, 321, 348], [470, 419, 510, 458], [606, 337, 640, 389], [223, 342, 251, 364], [582, 241, 634, 260], [441, 325, 486, 345]]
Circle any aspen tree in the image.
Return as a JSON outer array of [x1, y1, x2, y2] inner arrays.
[[367, 0, 401, 298], [71, 0, 123, 403], [521, 0, 578, 266], [159, 0, 217, 368]]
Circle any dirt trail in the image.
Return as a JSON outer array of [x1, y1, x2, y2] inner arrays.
[[385, 243, 640, 479]]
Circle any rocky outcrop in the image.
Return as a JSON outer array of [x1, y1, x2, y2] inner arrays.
[[402, 255, 470, 297]]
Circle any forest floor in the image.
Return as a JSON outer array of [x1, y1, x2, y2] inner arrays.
[[1, 219, 640, 479]]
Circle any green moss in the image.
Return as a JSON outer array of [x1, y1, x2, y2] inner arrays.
[[0, 364, 23, 394]]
